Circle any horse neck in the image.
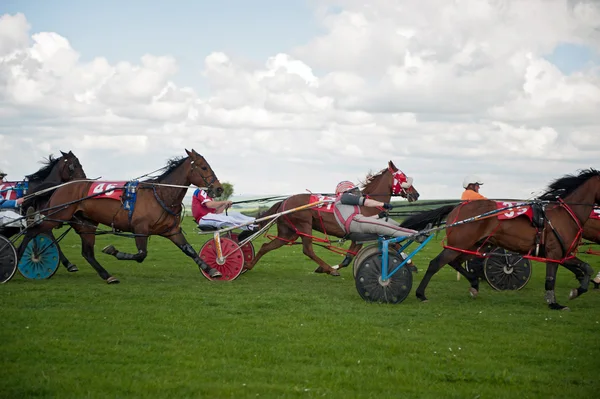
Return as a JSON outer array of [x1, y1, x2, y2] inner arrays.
[[563, 177, 600, 222], [363, 173, 392, 202], [28, 164, 63, 191], [156, 165, 190, 205]]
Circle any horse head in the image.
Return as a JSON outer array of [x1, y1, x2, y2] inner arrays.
[[185, 149, 223, 198], [388, 160, 419, 202], [59, 150, 86, 181]]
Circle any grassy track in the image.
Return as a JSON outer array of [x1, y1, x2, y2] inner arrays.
[[1, 217, 599, 398]]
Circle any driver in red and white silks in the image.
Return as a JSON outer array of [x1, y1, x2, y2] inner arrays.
[[0, 170, 25, 228], [192, 188, 256, 231], [332, 181, 420, 239]]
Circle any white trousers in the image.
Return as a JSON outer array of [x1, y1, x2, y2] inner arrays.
[[199, 212, 256, 230], [0, 210, 25, 228]]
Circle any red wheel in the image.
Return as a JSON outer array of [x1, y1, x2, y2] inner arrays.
[[199, 237, 245, 281], [229, 233, 255, 264]]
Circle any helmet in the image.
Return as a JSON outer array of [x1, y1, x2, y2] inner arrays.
[[335, 181, 357, 195], [0, 169, 6, 178], [463, 175, 484, 189]]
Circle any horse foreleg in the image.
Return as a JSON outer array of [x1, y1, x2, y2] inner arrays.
[[73, 223, 119, 284], [166, 231, 222, 279], [245, 237, 293, 271], [102, 235, 149, 263], [544, 262, 568, 311], [416, 248, 461, 302], [560, 257, 594, 300], [300, 236, 340, 277]]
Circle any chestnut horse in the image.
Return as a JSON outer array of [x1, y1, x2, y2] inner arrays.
[[15, 151, 86, 272], [245, 161, 420, 276], [401, 168, 600, 310], [23, 149, 224, 284]]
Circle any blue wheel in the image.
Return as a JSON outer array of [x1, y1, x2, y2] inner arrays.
[[18, 234, 60, 280]]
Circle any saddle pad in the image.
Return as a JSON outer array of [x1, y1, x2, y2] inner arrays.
[[496, 201, 533, 222], [87, 181, 126, 200], [309, 194, 336, 213]]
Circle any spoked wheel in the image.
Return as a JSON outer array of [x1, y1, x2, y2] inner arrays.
[[355, 252, 413, 304], [484, 247, 532, 291], [353, 244, 380, 277], [199, 237, 245, 281], [18, 234, 60, 280], [0, 236, 18, 284], [230, 233, 256, 265]]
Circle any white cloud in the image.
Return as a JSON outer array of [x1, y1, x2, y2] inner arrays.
[[1, 3, 599, 202]]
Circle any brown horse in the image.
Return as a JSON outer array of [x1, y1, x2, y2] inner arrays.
[[245, 161, 420, 276], [401, 168, 600, 310], [581, 210, 600, 288], [18, 151, 87, 272], [23, 149, 224, 284]]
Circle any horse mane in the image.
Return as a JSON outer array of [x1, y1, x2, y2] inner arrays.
[[25, 155, 60, 182], [359, 168, 387, 191], [538, 168, 600, 200], [143, 156, 188, 182]]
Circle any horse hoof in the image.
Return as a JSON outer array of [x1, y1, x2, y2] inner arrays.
[[330, 270, 340, 277], [569, 288, 578, 300], [314, 266, 325, 273], [469, 287, 478, 299], [66, 264, 79, 273], [408, 265, 418, 274], [102, 245, 118, 256], [106, 276, 120, 284]]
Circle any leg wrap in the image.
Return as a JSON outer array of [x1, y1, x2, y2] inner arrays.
[[180, 243, 210, 271], [544, 276, 555, 291], [339, 254, 353, 268], [545, 290, 556, 304]]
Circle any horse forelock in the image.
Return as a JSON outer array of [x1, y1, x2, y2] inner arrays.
[[25, 155, 60, 181], [538, 168, 600, 200]]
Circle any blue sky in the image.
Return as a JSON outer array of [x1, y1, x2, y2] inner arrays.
[[2, 0, 323, 92], [3, 0, 598, 88]]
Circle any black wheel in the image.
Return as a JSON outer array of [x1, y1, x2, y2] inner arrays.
[[355, 252, 412, 304], [0, 236, 18, 284], [353, 244, 380, 277], [17, 234, 60, 280], [484, 247, 532, 291]]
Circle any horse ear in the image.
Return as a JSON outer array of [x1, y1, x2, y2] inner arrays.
[[60, 151, 67, 156], [185, 149, 191, 156], [389, 161, 398, 172], [68, 150, 73, 155]]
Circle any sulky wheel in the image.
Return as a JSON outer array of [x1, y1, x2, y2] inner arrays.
[[199, 237, 245, 281], [355, 252, 413, 304], [0, 235, 18, 284], [230, 233, 256, 265], [483, 247, 532, 291], [353, 244, 380, 277], [17, 234, 60, 280], [464, 256, 485, 280]]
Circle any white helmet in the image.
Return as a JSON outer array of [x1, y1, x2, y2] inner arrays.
[[463, 175, 484, 189]]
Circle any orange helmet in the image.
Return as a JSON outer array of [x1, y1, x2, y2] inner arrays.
[[335, 181, 357, 196]]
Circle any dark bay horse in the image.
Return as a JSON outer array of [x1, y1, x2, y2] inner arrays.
[[24, 149, 224, 284], [245, 161, 420, 276], [401, 169, 600, 310], [16, 151, 87, 272]]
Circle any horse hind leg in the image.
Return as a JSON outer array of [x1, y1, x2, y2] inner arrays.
[[561, 257, 594, 300], [415, 248, 462, 302], [449, 256, 480, 299], [245, 236, 294, 271], [299, 235, 340, 277], [102, 235, 148, 263], [73, 223, 119, 284]]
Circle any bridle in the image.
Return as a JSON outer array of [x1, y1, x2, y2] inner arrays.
[[190, 158, 219, 195]]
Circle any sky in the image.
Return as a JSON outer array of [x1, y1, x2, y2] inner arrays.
[[1, 0, 599, 201]]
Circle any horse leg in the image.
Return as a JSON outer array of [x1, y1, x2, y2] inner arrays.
[[327, 242, 362, 272], [560, 257, 594, 300], [102, 235, 148, 263], [593, 270, 600, 289], [415, 248, 461, 302], [299, 235, 340, 277], [72, 223, 120, 284], [165, 231, 222, 279], [449, 257, 480, 299], [544, 262, 569, 311], [245, 236, 295, 271]]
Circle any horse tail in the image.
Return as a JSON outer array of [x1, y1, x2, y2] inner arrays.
[[400, 204, 456, 230]]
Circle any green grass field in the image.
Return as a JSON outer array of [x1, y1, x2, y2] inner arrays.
[[1, 217, 599, 398]]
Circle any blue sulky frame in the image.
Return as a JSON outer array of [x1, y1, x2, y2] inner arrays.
[[354, 233, 435, 304]]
